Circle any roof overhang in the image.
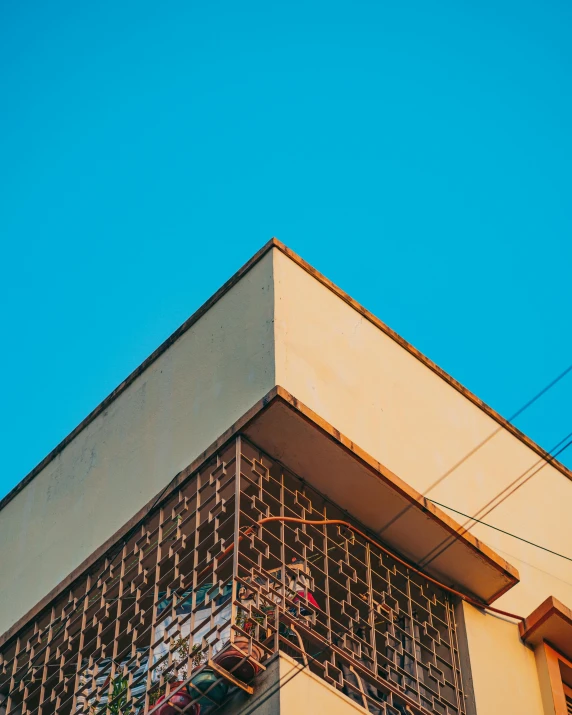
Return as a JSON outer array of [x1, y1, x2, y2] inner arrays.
[[0, 386, 519, 649], [520, 596, 572, 658], [242, 387, 519, 605]]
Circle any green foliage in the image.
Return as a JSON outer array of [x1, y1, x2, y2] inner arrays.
[[93, 675, 132, 715]]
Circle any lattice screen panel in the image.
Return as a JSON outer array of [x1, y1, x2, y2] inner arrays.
[[236, 440, 467, 715], [0, 437, 467, 715]]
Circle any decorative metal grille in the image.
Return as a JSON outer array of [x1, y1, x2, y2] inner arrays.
[[0, 437, 466, 715]]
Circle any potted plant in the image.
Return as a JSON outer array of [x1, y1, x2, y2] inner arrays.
[[91, 675, 133, 715], [153, 681, 195, 715], [213, 608, 265, 682]]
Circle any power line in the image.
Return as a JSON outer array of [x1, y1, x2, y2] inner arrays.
[[427, 499, 572, 563], [420, 431, 572, 568], [491, 546, 572, 589], [470, 433, 572, 521], [378, 361, 572, 537], [423, 360, 572, 497], [505, 363, 572, 423]]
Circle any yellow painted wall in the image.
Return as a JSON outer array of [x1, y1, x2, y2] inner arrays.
[[272, 247, 572, 713], [0, 252, 276, 636], [458, 601, 544, 715]]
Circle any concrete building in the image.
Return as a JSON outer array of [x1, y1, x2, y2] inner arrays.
[[1, 239, 571, 715]]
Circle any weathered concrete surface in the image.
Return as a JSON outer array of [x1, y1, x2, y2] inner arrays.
[[0, 251, 275, 635]]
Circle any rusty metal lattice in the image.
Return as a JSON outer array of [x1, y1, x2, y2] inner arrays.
[[236, 439, 467, 715], [0, 437, 467, 715]]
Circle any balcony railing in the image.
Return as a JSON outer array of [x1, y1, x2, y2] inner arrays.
[[0, 437, 466, 715]]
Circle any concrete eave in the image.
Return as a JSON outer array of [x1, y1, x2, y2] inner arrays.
[[0, 386, 519, 650], [520, 596, 572, 659], [243, 388, 519, 606]]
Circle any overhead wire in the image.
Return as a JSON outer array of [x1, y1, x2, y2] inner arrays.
[[420, 430, 572, 568], [503, 363, 572, 422], [466, 434, 572, 521], [426, 499, 572, 563], [485, 546, 572, 589], [233, 366, 572, 633], [377, 361, 572, 537]]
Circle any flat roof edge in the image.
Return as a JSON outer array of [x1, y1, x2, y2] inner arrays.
[[270, 386, 520, 591], [2, 237, 570, 514], [0, 239, 280, 513], [274, 241, 572, 486]]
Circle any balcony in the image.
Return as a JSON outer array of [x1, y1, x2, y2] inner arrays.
[[0, 427, 480, 715]]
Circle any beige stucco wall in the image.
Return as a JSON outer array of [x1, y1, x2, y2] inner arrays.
[[0, 251, 276, 636], [272, 247, 572, 714], [458, 601, 545, 715]]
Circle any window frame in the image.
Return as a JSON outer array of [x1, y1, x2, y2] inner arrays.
[[537, 641, 572, 715]]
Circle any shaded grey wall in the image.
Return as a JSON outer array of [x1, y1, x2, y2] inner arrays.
[[0, 251, 275, 635]]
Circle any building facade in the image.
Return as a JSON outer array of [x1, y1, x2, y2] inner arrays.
[[1, 240, 571, 715]]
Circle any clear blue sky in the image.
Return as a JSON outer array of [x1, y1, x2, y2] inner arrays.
[[1, 0, 571, 500]]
